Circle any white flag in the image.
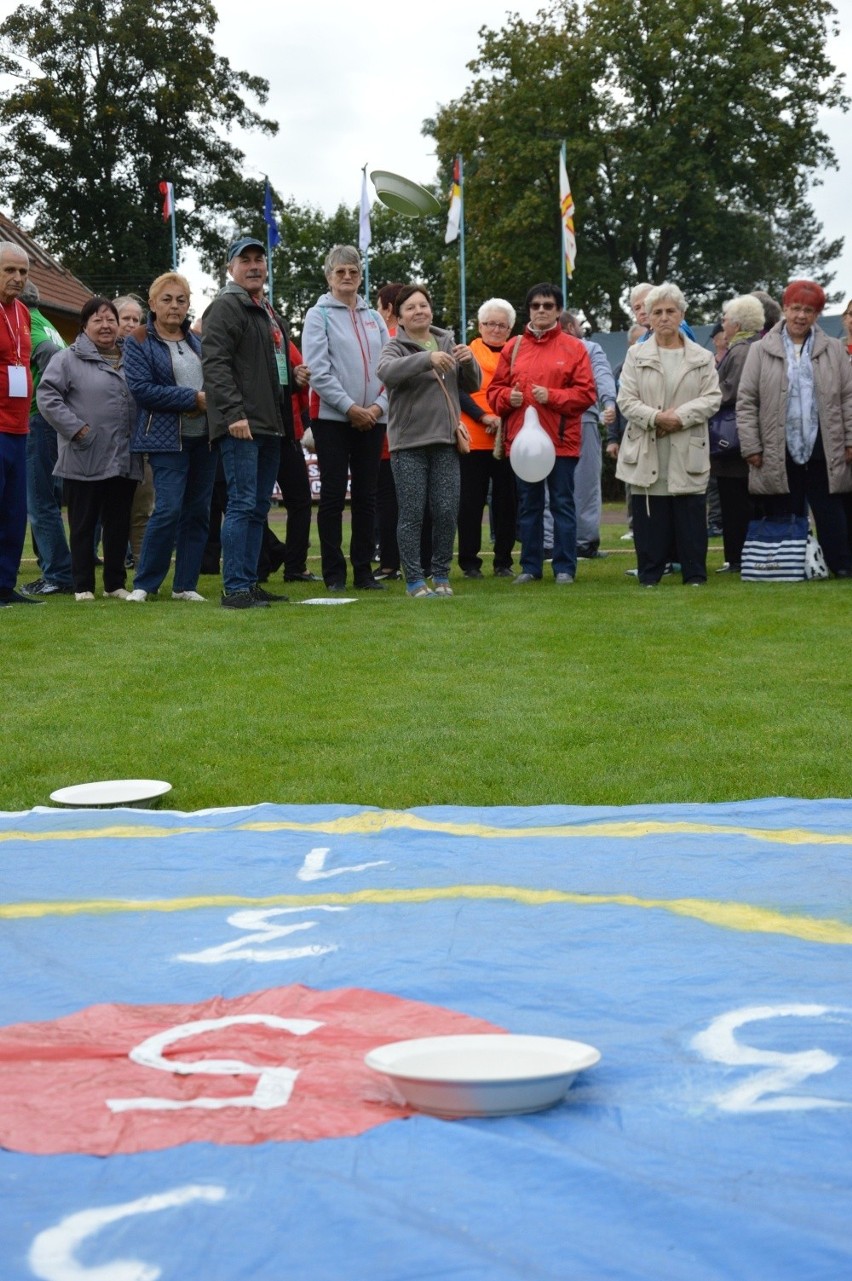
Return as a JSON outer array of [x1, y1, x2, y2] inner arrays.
[[359, 169, 371, 253], [445, 156, 462, 245], [559, 149, 576, 277]]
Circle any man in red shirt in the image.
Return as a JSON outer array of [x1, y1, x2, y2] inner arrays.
[[0, 241, 41, 606]]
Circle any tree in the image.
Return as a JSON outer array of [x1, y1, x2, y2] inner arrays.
[[0, 0, 277, 294], [426, 0, 847, 328]]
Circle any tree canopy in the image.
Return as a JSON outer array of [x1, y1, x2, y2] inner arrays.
[[426, 0, 848, 328], [0, 0, 277, 294]]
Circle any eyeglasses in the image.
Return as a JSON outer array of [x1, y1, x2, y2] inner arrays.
[[529, 301, 557, 311], [481, 320, 509, 330], [332, 267, 361, 278]]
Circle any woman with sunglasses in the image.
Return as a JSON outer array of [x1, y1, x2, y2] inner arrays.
[[488, 283, 596, 585]]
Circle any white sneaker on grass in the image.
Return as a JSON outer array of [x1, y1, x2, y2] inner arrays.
[[104, 588, 130, 599], [172, 590, 206, 602], [125, 589, 148, 602], [74, 591, 95, 601]]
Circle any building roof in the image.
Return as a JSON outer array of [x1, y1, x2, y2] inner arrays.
[[0, 211, 92, 316]]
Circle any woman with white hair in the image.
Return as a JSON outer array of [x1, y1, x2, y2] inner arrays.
[[616, 282, 721, 586], [456, 297, 517, 578], [710, 294, 765, 572]]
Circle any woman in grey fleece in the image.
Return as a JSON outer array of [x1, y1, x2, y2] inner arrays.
[[376, 284, 480, 597]]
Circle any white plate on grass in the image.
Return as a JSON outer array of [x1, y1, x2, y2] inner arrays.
[[49, 779, 173, 809], [365, 1033, 601, 1118], [300, 597, 358, 605]]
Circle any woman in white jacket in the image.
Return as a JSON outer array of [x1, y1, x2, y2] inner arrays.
[[616, 283, 720, 586]]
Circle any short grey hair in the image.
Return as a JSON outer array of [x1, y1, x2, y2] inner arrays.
[[645, 282, 688, 316], [723, 294, 765, 333], [630, 282, 652, 306], [323, 244, 362, 278], [0, 240, 28, 265], [477, 296, 516, 328], [113, 294, 144, 315], [750, 290, 781, 329], [21, 280, 39, 305]]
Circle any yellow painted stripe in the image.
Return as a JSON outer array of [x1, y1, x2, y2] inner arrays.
[[2, 812, 852, 846], [2, 885, 850, 945]]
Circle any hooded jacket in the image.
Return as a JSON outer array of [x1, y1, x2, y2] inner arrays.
[[125, 314, 204, 453], [202, 282, 293, 442], [36, 333, 141, 482], [736, 322, 852, 496], [487, 324, 596, 457], [302, 292, 389, 422], [376, 325, 481, 451]]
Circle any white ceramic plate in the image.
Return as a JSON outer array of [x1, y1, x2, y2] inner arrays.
[[49, 779, 173, 808], [300, 597, 358, 606], [370, 170, 442, 218], [365, 1033, 601, 1118]]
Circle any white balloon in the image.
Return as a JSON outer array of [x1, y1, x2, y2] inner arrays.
[[509, 406, 556, 482]]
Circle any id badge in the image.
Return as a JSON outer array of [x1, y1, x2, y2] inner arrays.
[[7, 365, 28, 397], [275, 352, 289, 387]]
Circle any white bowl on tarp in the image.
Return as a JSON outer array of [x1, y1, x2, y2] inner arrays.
[[370, 170, 442, 218], [49, 779, 173, 809], [365, 1033, 601, 1118]]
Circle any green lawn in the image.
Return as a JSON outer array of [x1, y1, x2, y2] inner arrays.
[[4, 507, 851, 812]]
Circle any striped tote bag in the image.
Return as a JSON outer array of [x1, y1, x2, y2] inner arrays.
[[741, 516, 808, 582]]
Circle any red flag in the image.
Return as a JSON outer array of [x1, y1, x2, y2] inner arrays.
[[158, 181, 174, 222]]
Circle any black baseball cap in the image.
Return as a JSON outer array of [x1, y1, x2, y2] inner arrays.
[[227, 237, 266, 262]]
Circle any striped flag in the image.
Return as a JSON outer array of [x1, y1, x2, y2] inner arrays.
[[445, 156, 462, 245], [358, 167, 371, 253], [559, 150, 576, 277], [158, 181, 174, 223]]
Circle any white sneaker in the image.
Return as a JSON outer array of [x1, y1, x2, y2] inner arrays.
[[125, 589, 148, 602], [74, 591, 95, 601], [172, 590, 206, 602], [104, 588, 130, 599], [620, 531, 634, 542]]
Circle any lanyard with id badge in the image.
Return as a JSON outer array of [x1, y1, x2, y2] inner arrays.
[[2, 301, 28, 397], [261, 299, 288, 388]]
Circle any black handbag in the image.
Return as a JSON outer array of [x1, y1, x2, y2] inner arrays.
[[708, 406, 739, 457]]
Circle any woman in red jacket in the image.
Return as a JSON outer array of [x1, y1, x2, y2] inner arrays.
[[488, 283, 596, 585]]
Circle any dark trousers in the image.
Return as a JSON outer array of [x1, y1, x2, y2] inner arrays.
[[376, 457, 400, 572], [632, 492, 707, 584], [0, 431, 28, 593], [716, 473, 755, 569], [313, 418, 384, 587], [763, 439, 852, 575], [258, 441, 313, 580], [64, 476, 138, 593], [457, 450, 516, 572]]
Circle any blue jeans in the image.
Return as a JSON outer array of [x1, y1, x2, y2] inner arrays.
[[217, 434, 281, 594], [0, 431, 28, 592], [134, 441, 218, 593], [26, 412, 72, 585], [516, 456, 578, 577]]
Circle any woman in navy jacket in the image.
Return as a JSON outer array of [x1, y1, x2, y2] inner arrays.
[[124, 272, 217, 602]]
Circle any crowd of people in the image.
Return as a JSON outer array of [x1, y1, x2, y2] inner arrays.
[[2, 232, 851, 609]]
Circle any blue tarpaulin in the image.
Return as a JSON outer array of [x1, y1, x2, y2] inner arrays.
[[0, 799, 850, 1279]]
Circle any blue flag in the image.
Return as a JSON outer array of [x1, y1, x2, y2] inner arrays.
[[264, 180, 280, 249]]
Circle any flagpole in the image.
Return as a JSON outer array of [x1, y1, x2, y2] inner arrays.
[[360, 164, 371, 302], [560, 143, 568, 304], [170, 202, 177, 271], [458, 155, 467, 337]]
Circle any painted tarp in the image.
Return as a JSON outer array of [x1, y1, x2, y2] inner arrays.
[[0, 799, 850, 1280]]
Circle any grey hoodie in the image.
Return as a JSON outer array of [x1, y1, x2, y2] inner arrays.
[[301, 292, 389, 422]]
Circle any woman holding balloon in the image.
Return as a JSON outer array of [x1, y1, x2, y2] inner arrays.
[[488, 283, 596, 585]]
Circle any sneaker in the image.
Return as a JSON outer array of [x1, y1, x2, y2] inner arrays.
[[75, 591, 95, 601], [493, 567, 514, 578], [619, 531, 634, 542], [172, 590, 205, 601], [104, 588, 130, 599], [462, 568, 483, 579], [513, 572, 540, 584], [374, 569, 401, 581], [555, 573, 575, 585], [221, 590, 268, 609], [126, 589, 148, 602], [251, 584, 288, 603], [283, 571, 321, 583], [355, 578, 386, 591], [21, 577, 73, 596], [0, 588, 44, 605], [432, 580, 454, 596]]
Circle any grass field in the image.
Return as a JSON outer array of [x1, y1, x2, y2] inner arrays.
[[3, 506, 851, 813]]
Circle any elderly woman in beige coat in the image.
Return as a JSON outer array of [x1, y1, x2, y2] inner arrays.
[[616, 282, 721, 585], [736, 278, 852, 577]]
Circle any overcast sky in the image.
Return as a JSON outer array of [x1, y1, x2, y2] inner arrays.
[[1, 0, 850, 314]]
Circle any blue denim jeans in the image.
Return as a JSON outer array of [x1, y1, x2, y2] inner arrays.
[[217, 433, 281, 594], [134, 441, 218, 593], [516, 455, 578, 578], [25, 412, 72, 585]]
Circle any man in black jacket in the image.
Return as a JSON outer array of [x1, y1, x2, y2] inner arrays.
[[202, 237, 293, 609]]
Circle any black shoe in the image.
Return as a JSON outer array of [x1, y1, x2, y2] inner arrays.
[[493, 567, 514, 578], [374, 568, 401, 581], [577, 548, 608, 559], [462, 568, 484, 579], [542, 547, 553, 561], [355, 578, 386, 590], [283, 570, 321, 583], [707, 525, 723, 538], [221, 590, 269, 609], [834, 568, 852, 579], [327, 582, 347, 592], [251, 584, 288, 603], [0, 588, 45, 606], [21, 577, 74, 596]]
